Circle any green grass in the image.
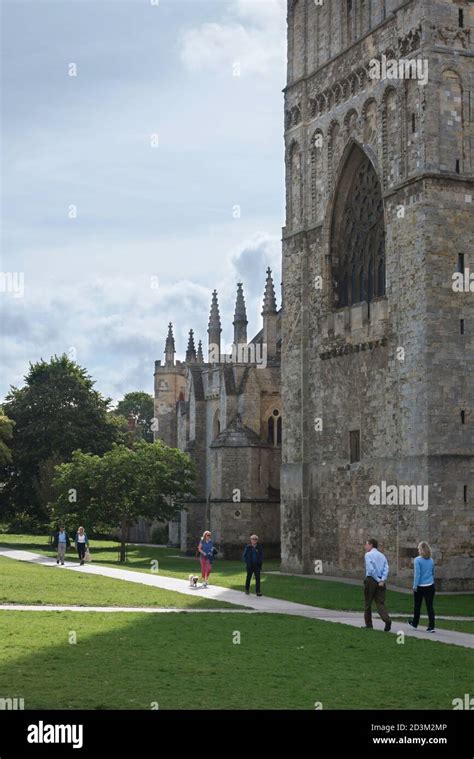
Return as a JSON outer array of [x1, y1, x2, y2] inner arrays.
[[390, 616, 474, 634], [1, 611, 472, 710], [424, 620, 474, 634], [0, 556, 234, 609], [1, 533, 473, 617]]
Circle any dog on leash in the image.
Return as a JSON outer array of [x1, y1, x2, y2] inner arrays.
[[188, 574, 199, 588]]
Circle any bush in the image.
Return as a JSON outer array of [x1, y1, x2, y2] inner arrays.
[[3, 513, 49, 535], [151, 524, 169, 545]]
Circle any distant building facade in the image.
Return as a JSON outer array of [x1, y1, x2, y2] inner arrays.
[[154, 270, 282, 558]]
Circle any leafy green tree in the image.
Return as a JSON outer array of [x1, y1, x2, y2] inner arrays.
[[2, 355, 121, 524], [0, 413, 15, 468], [52, 440, 195, 561], [112, 391, 155, 442]]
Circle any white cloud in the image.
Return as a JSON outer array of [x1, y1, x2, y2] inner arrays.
[[1, 231, 281, 403], [179, 0, 286, 77], [1, 1, 285, 404]]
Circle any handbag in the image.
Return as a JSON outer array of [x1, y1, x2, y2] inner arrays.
[[84, 548, 92, 562]]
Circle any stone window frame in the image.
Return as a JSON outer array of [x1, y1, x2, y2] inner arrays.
[[329, 143, 386, 310], [267, 409, 282, 447]]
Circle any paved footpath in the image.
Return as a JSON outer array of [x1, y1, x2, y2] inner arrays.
[[1, 549, 473, 650]]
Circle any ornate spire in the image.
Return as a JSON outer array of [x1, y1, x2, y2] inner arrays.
[[185, 329, 197, 363], [261, 268, 277, 315], [164, 322, 175, 367], [197, 340, 204, 363], [233, 282, 248, 345], [207, 289, 222, 362], [208, 290, 222, 334]]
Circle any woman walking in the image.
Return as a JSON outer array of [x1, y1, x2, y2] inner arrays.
[[408, 541, 436, 632], [198, 530, 216, 587], [75, 526, 89, 566]]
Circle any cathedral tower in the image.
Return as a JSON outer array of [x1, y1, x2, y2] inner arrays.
[[281, 0, 473, 589]]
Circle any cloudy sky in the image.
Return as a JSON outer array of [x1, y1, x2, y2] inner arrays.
[[0, 0, 286, 404]]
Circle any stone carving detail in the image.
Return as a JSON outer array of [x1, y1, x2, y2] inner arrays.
[[285, 104, 301, 129], [431, 26, 470, 49], [333, 155, 385, 308], [306, 27, 422, 123], [397, 26, 421, 56]]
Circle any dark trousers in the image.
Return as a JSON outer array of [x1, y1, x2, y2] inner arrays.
[[77, 543, 86, 561], [364, 577, 391, 626], [245, 565, 261, 593], [413, 584, 435, 628]]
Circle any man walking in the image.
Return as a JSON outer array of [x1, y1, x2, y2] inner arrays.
[[243, 534, 263, 596], [52, 526, 71, 566], [363, 538, 392, 631]]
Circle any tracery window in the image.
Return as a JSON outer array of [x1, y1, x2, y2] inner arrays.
[[332, 150, 385, 308]]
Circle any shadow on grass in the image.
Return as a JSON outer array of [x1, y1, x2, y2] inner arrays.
[[0, 610, 472, 710]]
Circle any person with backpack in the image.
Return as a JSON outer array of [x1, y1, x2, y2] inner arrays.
[[74, 526, 90, 566], [197, 530, 217, 587], [52, 525, 71, 565], [242, 534, 263, 596]]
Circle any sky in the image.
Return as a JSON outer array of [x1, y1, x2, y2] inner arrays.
[[0, 0, 286, 404]]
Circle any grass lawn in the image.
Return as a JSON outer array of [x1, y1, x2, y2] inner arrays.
[[0, 557, 234, 609], [0, 610, 472, 710], [421, 620, 474, 634], [2, 534, 473, 617]]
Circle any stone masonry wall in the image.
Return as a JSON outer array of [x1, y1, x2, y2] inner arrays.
[[281, 0, 473, 589]]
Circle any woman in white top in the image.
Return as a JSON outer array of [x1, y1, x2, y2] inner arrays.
[[74, 526, 89, 566]]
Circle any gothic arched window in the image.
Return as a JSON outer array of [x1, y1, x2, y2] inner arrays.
[[267, 409, 282, 447], [331, 147, 386, 308]]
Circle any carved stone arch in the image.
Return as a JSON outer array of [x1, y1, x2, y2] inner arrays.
[[310, 128, 324, 222], [357, 67, 367, 91], [439, 69, 464, 173], [329, 143, 386, 309], [404, 76, 422, 176], [362, 97, 377, 145], [287, 139, 303, 229], [344, 108, 359, 138], [289, 0, 304, 82], [292, 105, 301, 125], [382, 85, 402, 187], [327, 120, 341, 192]]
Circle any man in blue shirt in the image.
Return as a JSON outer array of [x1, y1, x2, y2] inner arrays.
[[363, 538, 392, 631], [52, 526, 71, 566]]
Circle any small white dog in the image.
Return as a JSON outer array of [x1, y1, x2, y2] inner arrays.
[[188, 574, 199, 588]]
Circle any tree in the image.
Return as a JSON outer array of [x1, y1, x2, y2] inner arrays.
[[2, 355, 122, 525], [0, 413, 15, 468], [52, 440, 195, 561], [112, 392, 155, 443]]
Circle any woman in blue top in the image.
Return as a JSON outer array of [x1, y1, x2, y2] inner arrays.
[[198, 531, 216, 587], [408, 541, 435, 632]]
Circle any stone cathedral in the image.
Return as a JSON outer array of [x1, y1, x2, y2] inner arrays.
[[154, 272, 282, 558], [281, 0, 473, 589]]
